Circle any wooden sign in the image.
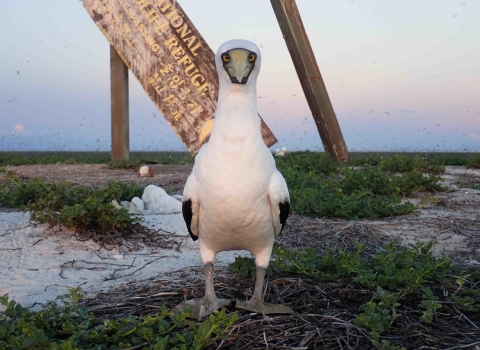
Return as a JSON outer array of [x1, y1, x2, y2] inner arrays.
[[82, 0, 277, 153]]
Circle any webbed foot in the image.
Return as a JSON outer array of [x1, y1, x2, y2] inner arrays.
[[235, 299, 294, 315], [172, 297, 232, 320]]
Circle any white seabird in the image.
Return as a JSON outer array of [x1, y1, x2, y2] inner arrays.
[[175, 39, 291, 319]]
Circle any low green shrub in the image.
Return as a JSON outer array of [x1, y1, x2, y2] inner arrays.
[[0, 289, 238, 350], [229, 256, 272, 278], [272, 242, 479, 332], [467, 155, 480, 169], [274, 151, 338, 175], [377, 154, 444, 173], [278, 157, 443, 219], [0, 173, 144, 232]]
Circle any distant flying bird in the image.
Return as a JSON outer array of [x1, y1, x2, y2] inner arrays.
[[175, 39, 292, 319]]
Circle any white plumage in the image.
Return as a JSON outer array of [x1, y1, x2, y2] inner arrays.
[[177, 39, 291, 319]]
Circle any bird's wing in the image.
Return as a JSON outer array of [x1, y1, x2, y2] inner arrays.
[[268, 170, 290, 236], [182, 173, 200, 241]]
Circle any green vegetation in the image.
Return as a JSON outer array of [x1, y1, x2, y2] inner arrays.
[[0, 152, 194, 167], [467, 155, 480, 169], [272, 243, 479, 345], [0, 171, 144, 232], [1, 151, 479, 168], [348, 152, 479, 168], [271, 242, 479, 348], [458, 182, 480, 190], [276, 152, 443, 219], [0, 152, 457, 220], [108, 159, 140, 169], [0, 289, 237, 350], [1, 243, 478, 349], [1, 151, 479, 348], [229, 256, 272, 278]]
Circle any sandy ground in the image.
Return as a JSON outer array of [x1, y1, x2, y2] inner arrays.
[[1, 165, 479, 312], [0, 212, 247, 311]]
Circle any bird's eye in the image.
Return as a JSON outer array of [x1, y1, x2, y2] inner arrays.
[[222, 54, 230, 63], [248, 54, 256, 62]]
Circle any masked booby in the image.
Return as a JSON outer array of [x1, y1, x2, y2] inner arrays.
[[174, 39, 291, 319]]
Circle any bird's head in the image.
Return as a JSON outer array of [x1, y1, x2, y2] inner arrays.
[[216, 39, 261, 86]]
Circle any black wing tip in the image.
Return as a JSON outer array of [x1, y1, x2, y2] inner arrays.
[[279, 200, 290, 234], [182, 200, 198, 241]]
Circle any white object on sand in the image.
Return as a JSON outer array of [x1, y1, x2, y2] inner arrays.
[[120, 201, 142, 214], [142, 185, 182, 214], [131, 197, 145, 211], [138, 165, 153, 177], [111, 200, 123, 210], [274, 147, 287, 157]]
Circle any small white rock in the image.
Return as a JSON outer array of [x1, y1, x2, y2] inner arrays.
[[138, 165, 152, 177], [111, 200, 122, 210], [142, 185, 182, 214], [172, 195, 183, 201], [131, 197, 145, 211], [120, 200, 142, 214]]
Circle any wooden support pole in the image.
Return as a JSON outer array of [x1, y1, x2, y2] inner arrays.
[[271, 0, 349, 162], [110, 45, 129, 161]]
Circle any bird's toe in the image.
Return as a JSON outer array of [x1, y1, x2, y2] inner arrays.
[[235, 300, 294, 315], [172, 297, 233, 320]]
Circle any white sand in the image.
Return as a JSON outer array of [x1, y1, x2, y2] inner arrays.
[[0, 211, 247, 311]]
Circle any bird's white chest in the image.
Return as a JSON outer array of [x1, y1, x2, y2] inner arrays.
[[194, 144, 275, 254]]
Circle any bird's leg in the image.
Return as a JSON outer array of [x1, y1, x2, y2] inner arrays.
[[236, 266, 294, 315], [251, 266, 266, 301], [204, 262, 216, 298], [172, 262, 231, 320]]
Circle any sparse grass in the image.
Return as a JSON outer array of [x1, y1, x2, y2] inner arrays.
[[348, 152, 479, 168], [1, 151, 479, 168], [108, 158, 139, 169], [0, 152, 194, 167], [458, 182, 480, 190]]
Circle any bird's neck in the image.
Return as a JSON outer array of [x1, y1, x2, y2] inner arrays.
[[210, 81, 261, 146]]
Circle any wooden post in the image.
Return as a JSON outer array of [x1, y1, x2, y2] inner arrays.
[[271, 0, 349, 162], [110, 45, 129, 161]]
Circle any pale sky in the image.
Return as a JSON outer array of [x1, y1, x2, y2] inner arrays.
[[0, 0, 479, 152]]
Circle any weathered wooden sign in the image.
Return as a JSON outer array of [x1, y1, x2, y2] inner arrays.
[[82, 0, 277, 153]]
